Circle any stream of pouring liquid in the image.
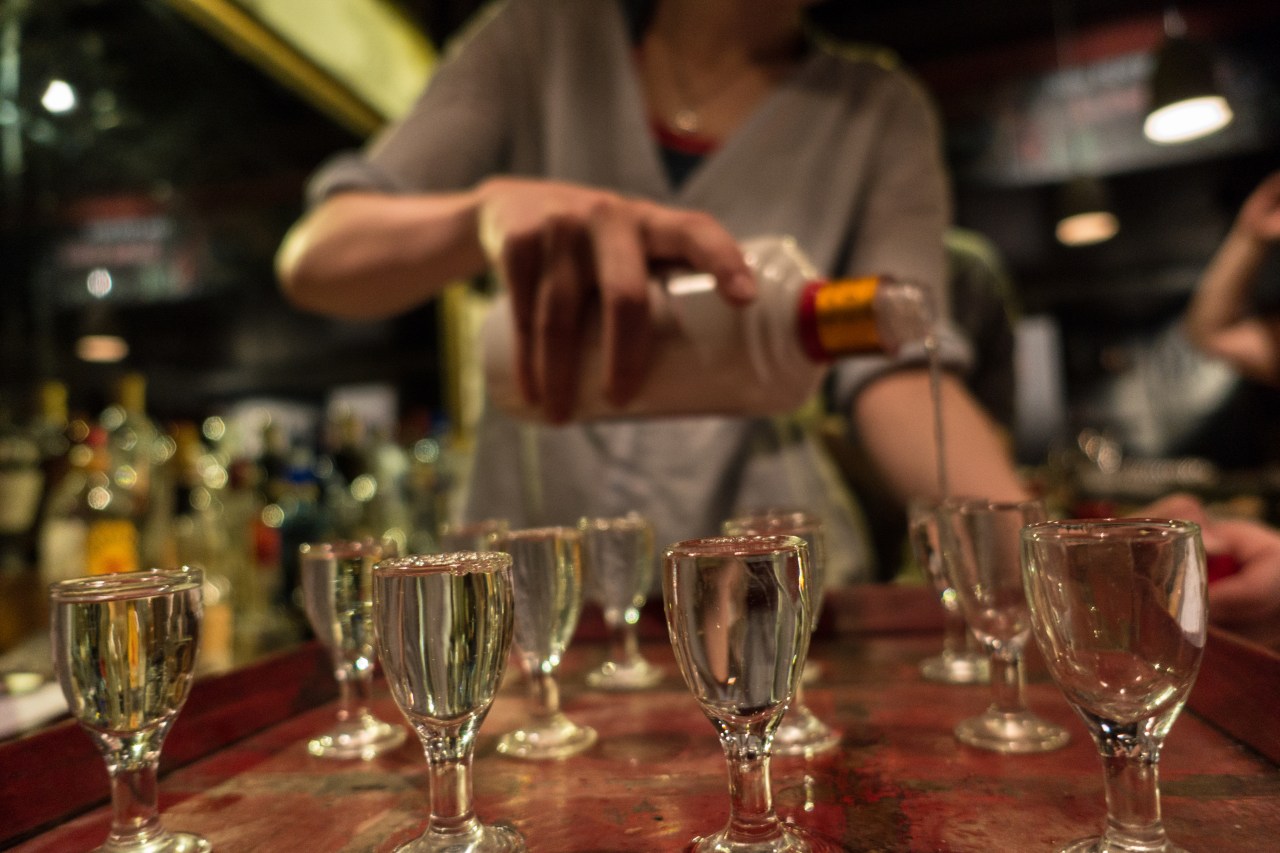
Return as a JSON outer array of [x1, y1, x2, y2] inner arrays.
[[926, 336, 950, 499]]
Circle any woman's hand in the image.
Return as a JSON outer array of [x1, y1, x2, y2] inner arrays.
[[1138, 493, 1280, 647], [475, 177, 755, 423]]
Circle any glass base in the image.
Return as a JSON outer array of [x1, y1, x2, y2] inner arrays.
[[585, 656, 664, 691], [97, 830, 212, 853], [954, 709, 1070, 754], [1057, 836, 1188, 853], [496, 712, 597, 760], [308, 715, 407, 760], [772, 703, 840, 757], [692, 822, 845, 853], [394, 823, 526, 853], [919, 651, 989, 685]]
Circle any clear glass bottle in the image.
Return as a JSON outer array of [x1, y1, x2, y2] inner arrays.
[[481, 235, 934, 421], [99, 372, 174, 565]]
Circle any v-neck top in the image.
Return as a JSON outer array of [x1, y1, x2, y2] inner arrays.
[[307, 0, 969, 584]]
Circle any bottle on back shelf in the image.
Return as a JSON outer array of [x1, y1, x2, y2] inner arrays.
[[481, 235, 936, 422], [166, 421, 235, 673], [39, 425, 141, 582], [99, 372, 173, 565], [0, 401, 44, 574]]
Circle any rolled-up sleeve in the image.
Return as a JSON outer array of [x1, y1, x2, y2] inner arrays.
[[829, 70, 972, 410], [307, 0, 521, 206]]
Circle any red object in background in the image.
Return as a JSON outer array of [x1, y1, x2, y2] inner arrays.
[[1071, 500, 1118, 519], [1207, 552, 1242, 584]]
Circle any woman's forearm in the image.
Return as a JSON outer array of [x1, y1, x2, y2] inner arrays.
[[851, 369, 1028, 505], [275, 189, 488, 319]]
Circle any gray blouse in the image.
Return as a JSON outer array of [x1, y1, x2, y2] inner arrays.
[[309, 0, 971, 583]]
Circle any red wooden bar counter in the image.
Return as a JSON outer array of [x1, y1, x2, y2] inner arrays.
[[3, 586, 1278, 852]]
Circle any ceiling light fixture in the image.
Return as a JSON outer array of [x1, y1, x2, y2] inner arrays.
[[1055, 176, 1120, 247], [1143, 7, 1233, 145], [76, 334, 129, 363], [1050, 0, 1118, 247]]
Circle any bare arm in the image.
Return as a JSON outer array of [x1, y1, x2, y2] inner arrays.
[[1183, 170, 1280, 385], [276, 176, 755, 423], [850, 368, 1028, 505], [276, 190, 488, 320]]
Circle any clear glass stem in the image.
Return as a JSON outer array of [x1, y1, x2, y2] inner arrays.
[[719, 728, 783, 845], [1099, 742, 1169, 850], [102, 736, 166, 848], [423, 724, 483, 841], [988, 651, 1026, 713], [336, 664, 372, 723], [942, 609, 968, 656], [609, 621, 640, 666], [529, 668, 562, 720]]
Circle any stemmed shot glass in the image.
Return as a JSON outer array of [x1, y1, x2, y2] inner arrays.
[[493, 526, 596, 759], [373, 552, 526, 852], [1022, 519, 1207, 853], [723, 510, 838, 756], [299, 539, 407, 760], [908, 499, 988, 684], [938, 498, 1070, 753], [579, 513, 663, 690], [50, 569, 210, 853], [665, 535, 822, 853]]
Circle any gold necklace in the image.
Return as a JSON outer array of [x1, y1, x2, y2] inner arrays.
[[660, 37, 747, 136], [659, 33, 799, 136]]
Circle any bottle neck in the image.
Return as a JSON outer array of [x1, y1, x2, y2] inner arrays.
[[797, 277, 887, 361]]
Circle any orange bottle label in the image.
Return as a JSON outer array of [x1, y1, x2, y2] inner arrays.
[[85, 520, 140, 575], [811, 277, 883, 356]]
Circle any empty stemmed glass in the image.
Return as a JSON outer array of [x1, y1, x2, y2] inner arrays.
[[665, 535, 820, 853], [579, 513, 663, 690], [493, 526, 596, 759], [908, 499, 988, 684], [938, 497, 1070, 753], [299, 539, 407, 760], [1022, 519, 1207, 853], [723, 511, 838, 756], [50, 569, 210, 853], [373, 552, 526, 852]]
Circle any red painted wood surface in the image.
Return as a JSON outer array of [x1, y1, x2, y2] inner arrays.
[[5, 586, 1279, 852]]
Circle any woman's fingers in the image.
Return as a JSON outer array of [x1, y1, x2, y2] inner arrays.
[[479, 178, 755, 421], [590, 200, 653, 406]]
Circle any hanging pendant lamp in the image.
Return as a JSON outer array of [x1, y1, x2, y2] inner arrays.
[[1143, 9, 1233, 144]]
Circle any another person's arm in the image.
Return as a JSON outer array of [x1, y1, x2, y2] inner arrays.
[[1183, 170, 1280, 385], [1139, 493, 1280, 647]]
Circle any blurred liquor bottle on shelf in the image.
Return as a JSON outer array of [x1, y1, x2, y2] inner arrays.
[[0, 402, 44, 574], [165, 422, 235, 672], [32, 380, 72, 496], [319, 411, 413, 551], [99, 372, 174, 565], [276, 445, 327, 613], [404, 426, 448, 555], [38, 425, 141, 582], [482, 234, 936, 421]]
